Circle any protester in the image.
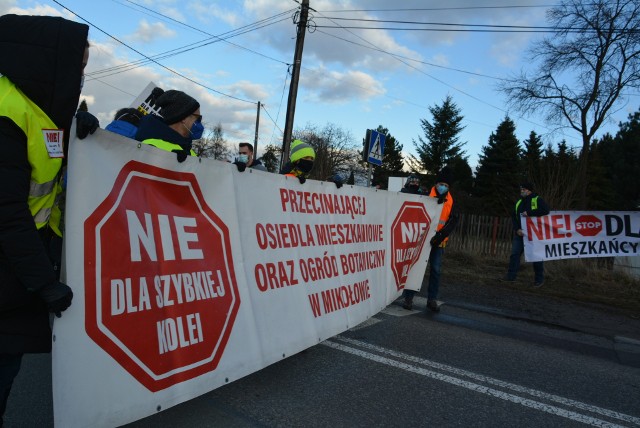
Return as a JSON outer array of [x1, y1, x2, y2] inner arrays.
[[402, 167, 459, 312], [237, 142, 267, 171], [280, 139, 315, 184], [105, 108, 143, 139], [0, 14, 94, 424], [401, 174, 421, 195], [502, 181, 550, 287], [134, 89, 202, 163]]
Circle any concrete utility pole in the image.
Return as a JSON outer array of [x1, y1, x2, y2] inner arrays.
[[254, 101, 261, 156], [281, 0, 309, 168]]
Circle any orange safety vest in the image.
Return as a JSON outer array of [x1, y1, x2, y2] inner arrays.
[[429, 187, 454, 246]]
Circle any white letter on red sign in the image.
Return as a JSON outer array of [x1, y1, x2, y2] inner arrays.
[[111, 279, 125, 315], [127, 210, 157, 262], [174, 216, 204, 260]]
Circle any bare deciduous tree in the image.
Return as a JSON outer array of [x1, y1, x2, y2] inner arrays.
[[294, 123, 360, 181], [500, 0, 640, 208], [193, 122, 230, 160]]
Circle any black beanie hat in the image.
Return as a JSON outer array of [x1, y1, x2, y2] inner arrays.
[[435, 166, 454, 185], [156, 90, 200, 124], [520, 181, 534, 192]]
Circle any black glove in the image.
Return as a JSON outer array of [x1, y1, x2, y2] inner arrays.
[[437, 194, 446, 204], [298, 176, 306, 184], [331, 175, 343, 189], [172, 149, 189, 163], [75, 111, 99, 139], [37, 281, 73, 317], [233, 161, 247, 172], [430, 232, 444, 247]]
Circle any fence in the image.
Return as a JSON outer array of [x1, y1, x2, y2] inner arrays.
[[447, 213, 513, 257]]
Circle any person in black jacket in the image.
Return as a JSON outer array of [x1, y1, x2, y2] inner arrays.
[[0, 14, 93, 424], [503, 181, 550, 287]]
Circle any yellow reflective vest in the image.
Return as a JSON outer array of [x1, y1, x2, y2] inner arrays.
[[141, 138, 197, 156], [0, 76, 63, 236]]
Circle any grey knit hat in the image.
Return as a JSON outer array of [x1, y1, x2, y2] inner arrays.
[[156, 90, 200, 124]]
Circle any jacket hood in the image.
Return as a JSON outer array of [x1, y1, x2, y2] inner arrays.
[[0, 14, 89, 138]]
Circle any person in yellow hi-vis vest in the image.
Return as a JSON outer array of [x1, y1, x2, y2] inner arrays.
[[502, 181, 550, 287], [134, 89, 203, 163], [0, 14, 97, 424]]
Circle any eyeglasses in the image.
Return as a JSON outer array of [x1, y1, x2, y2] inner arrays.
[[191, 114, 202, 123]]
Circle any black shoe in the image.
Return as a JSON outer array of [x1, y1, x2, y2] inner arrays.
[[426, 300, 440, 312], [402, 298, 413, 310], [533, 280, 544, 288], [499, 276, 515, 283]]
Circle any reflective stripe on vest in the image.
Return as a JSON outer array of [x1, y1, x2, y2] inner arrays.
[[0, 76, 63, 236], [142, 138, 197, 156], [515, 196, 538, 215]]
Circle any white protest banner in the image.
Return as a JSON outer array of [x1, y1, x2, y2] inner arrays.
[[52, 129, 442, 427], [522, 211, 640, 262]]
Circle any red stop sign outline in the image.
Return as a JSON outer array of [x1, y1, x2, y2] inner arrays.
[[390, 201, 432, 291], [575, 214, 602, 237], [84, 161, 240, 391]]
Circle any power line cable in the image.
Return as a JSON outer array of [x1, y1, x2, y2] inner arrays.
[[317, 5, 558, 13], [86, 17, 290, 80], [312, 10, 567, 140], [87, 5, 293, 78], [51, 0, 257, 104], [266, 66, 290, 145], [315, 29, 504, 81]]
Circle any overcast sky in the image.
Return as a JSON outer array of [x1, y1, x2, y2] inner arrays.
[[2, 0, 637, 168]]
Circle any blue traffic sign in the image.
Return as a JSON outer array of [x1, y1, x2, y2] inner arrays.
[[367, 130, 386, 166]]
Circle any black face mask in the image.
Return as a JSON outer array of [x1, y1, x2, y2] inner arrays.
[[295, 159, 314, 174]]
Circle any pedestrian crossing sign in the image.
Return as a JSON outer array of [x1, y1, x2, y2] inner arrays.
[[367, 130, 386, 166]]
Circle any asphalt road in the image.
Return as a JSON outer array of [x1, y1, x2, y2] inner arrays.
[[5, 297, 640, 427]]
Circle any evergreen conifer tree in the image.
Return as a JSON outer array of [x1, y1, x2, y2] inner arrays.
[[474, 117, 522, 216]]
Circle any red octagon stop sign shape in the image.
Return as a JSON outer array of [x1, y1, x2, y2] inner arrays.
[[575, 214, 603, 237], [390, 201, 432, 291], [85, 161, 240, 392]]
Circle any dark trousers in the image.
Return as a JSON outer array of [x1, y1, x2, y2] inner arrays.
[[403, 246, 445, 301], [0, 354, 23, 426], [507, 235, 544, 283]]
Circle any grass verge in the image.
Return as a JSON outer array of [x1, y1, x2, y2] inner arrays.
[[443, 248, 640, 317]]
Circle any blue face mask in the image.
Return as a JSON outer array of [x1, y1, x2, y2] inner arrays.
[[190, 121, 204, 140], [436, 184, 449, 195]]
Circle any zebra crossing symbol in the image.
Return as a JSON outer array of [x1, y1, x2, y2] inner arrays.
[[367, 130, 386, 166]]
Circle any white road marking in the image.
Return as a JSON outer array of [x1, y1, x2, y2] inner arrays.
[[349, 317, 382, 331], [323, 337, 639, 427]]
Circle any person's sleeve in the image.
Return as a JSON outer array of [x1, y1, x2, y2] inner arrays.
[[0, 118, 57, 292], [532, 197, 550, 217]]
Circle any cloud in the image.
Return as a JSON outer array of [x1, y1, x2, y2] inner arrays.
[[128, 20, 177, 44], [189, 2, 239, 26], [0, 0, 73, 18], [300, 67, 385, 104]]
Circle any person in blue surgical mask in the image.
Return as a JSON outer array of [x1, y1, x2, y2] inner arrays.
[[236, 142, 267, 171], [135, 89, 203, 162], [402, 166, 459, 313]]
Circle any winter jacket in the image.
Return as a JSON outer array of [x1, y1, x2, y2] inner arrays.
[[248, 158, 267, 171], [0, 15, 89, 353], [428, 187, 458, 246], [134, 114, 196, 157], [512, 193, 550, 231]]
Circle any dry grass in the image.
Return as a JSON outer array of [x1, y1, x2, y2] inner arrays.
[[443, 248, 640, 317]]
